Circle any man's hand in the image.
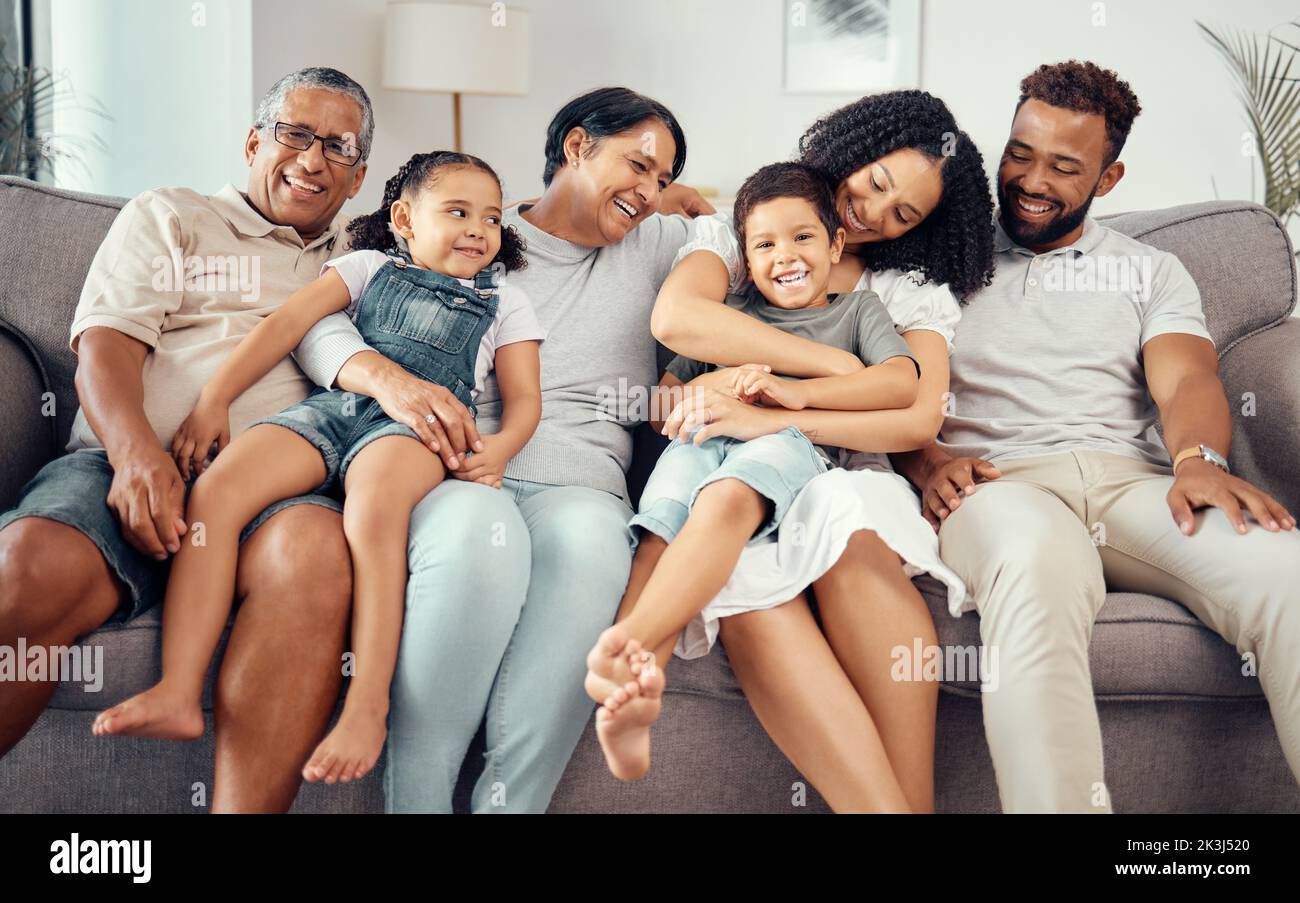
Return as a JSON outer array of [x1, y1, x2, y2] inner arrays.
[[106, 445, 188, 560], [921, 456, 1002, 531], [451, 433, 511, 489], [1167, 457, 1295, 536], [732, 369, 807, 410], [662, 387, 782, 444], [370, 367, 483, 470], [171, 396, 230, 479], [659, 183, 716, 219]]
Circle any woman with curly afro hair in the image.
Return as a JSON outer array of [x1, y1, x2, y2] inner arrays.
[[640, 90, 997, 812]]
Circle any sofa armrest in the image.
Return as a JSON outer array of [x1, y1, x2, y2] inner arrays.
[[0, 318, 58, 511], [1219, 318, 1300, 515]]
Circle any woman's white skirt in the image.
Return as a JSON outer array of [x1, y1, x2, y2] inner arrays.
[[674, 467, 972, 660]]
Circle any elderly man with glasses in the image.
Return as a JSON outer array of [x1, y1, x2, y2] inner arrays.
[[0, 67, 378, 813]]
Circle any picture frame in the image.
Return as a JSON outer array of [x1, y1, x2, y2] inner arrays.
[[783, 0, 922, 94]]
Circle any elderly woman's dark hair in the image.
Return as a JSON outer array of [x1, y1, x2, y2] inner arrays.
[[541, 86, 687, 188], [347, 151, 527, 273], [799, 90, 995, 300]]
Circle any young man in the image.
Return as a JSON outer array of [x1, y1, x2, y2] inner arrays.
[[895, 60, 1300, 813]]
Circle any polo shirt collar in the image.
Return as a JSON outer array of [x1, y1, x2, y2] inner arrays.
[[993, 212, 1105, 259], [212, 183, 343, 250]]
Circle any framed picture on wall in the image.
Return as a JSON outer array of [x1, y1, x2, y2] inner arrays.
[[783, 0, 921, 94]]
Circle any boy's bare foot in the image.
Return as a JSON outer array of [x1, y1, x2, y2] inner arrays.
[[595, 649, 665, 782], [584, 624, 642, 707], [91, 684, 204, 740], [301, 709, 387, 784]]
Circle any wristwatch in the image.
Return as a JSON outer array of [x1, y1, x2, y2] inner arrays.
[[1173, 444, 1230, 474]]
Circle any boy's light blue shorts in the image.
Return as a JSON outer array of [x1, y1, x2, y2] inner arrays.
[[628, 426, 828, 551]]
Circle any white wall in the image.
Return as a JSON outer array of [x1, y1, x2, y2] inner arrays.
[[44, 0, 1292, 239], [249, 0, 872, 213], [47, 0, 252, 197], [921, 0, 1292, 221], [247, 0, 1297, 235]]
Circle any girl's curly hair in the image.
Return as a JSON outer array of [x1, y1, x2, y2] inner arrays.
[[798, 90, 994, 301], [346, 151, 527, 273]]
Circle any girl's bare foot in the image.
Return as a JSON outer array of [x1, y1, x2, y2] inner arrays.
[[301, 710, 388, 784], [584, 624, 642, 706], [91, 684, 204, 740], [595, 649, 665, 782]]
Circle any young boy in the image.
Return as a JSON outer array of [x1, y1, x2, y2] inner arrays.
[[585, 162, 922, 780]]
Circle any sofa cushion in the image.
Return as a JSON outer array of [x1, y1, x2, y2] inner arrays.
[[918, 576, 1260, 699], [50, 605, 229, 711], [54, 572, 1263, 711], [629, 578, 1263, 705]]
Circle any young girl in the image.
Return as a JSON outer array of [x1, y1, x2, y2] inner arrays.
[[92, 152, 545, 786], [583, 162, 922, 789]]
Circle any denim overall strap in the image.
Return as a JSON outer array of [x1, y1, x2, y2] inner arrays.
[[355, 259, 500, 414]]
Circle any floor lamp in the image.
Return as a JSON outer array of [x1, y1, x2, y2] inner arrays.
[[382, 2, 530, 153]]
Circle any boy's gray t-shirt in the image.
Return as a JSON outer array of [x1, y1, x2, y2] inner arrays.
[[666, 286, 919, 464]]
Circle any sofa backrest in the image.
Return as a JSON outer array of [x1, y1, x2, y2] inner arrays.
[[0, 177, 126, 447], [0, 176, 1294, 493], [1097, 201, 1296, 353]]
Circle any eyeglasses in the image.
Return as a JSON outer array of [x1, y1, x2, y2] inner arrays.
[[271, 122, 362, 167]]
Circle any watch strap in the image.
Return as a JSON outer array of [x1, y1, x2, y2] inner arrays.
[[1173, 445, 1229, 474]]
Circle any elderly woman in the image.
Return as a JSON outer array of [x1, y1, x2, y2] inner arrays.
[[294, 86, 709, 812]]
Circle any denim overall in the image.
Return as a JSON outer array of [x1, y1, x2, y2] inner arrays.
[[256, 257, 500, 489]]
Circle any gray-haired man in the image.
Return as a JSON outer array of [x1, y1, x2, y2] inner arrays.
[[0, 67, 467, 812]]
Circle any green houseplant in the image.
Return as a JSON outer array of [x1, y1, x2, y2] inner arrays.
[[1199, 19, 1300, 243], [0, 35, 105, 180]]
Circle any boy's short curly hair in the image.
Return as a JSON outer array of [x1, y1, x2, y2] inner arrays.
[[1018, 60, 1142, 167], [732, 162, 840, 280]]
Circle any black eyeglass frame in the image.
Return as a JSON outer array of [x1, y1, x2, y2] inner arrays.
[[271, 122, 363, 167]]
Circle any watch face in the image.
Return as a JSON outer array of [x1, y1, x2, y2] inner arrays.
[[1201, 445, 1230, 471]]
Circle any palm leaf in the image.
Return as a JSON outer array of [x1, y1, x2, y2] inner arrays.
[[1199, 20, 1300, 226], [0, 35, 109, 180]]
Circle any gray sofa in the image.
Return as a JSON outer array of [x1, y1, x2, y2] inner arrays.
[[1, 175, 1297, 813]]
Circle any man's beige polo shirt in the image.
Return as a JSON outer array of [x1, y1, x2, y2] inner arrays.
[[67, 183, 348, 452]]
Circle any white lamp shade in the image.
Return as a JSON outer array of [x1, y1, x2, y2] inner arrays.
[[383, 2, 530, 95]]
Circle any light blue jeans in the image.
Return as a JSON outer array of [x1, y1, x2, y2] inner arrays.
[[383, 476, 634, 813]]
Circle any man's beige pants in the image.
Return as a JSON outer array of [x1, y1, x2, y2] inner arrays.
[[938, 450, 1300, 813]]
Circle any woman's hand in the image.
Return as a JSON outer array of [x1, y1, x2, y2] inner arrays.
[[370, 367, 483, 470], [658, 183, 716, 218], [451, 434, 511, 489], [662, 387, 783, 444], [171, 396, 231, 479]]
